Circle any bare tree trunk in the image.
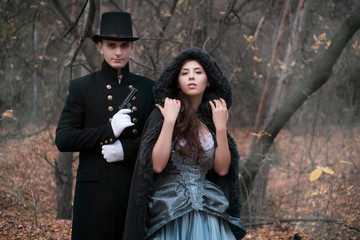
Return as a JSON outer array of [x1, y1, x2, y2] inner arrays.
[[249, 159, 270, 217], [248, 0, 290, 153], [55, 152, 73, 219], [31, 11, 39, 123], [51, 0, 99, 219], [80, 0, 101, 71], [265, 0, 308, 125], [248, 0, 309, 216], [244, 0, 290, 206], [241, 6, 360, 198]]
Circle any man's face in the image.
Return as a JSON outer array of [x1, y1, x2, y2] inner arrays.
[[97, 39, 134, 74]]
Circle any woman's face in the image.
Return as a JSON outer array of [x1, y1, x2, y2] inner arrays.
[[178, 60, 210, 102]]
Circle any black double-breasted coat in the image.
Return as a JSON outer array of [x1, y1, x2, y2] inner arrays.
[[55, 60, 154, 240]]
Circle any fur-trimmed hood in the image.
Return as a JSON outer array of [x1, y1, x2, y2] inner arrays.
[[154, 47, 232, 108]]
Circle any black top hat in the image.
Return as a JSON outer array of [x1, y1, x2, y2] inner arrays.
[[92, 11, 139, 43]]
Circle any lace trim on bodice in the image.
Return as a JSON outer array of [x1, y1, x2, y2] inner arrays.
[[200, 131, 214, 150], [178, 131, 214, 150]]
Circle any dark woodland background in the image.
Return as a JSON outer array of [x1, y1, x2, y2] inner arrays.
[[1, 0, 360, 239]]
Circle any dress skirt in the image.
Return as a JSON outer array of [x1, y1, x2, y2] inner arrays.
[[150, 210, 236, 240]]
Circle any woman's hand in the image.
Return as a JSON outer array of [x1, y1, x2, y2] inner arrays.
[[156, 97, 181, 124], [152, 98, 181, 173], [210, 98, 231, 176], [209, 98, 228, 131]]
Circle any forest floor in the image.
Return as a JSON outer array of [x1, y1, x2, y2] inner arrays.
[[0, 125, 359, 239]]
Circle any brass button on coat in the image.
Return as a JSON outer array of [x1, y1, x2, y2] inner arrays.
[[108, 106, 114, 111], [109, 118, 112, 122], [132, 129, 138, 134], [108, 95, 113, 100], [131, 106, 137, 112], [132, 118, 138, 123], [106, 84, 112, 89], [129, 85, 133, 90], [132, 96, 136, 101]]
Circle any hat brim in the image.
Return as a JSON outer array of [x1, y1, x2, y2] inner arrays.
[[92, 34, 139, 43]]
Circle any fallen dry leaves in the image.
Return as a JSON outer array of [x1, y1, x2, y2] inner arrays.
[[0, 125, 359, 239], [0, 126, 72, 239]]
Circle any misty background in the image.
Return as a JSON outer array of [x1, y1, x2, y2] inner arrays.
[[1, 0, 359, 239]]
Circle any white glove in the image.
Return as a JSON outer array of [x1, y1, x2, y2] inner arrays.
[[111, 109, 134, 137], [101, 140, 124, 163]]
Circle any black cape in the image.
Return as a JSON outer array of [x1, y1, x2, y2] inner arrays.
[[123, 47, 246, 240]]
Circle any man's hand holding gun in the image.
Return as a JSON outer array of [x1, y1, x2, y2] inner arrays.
[[102, 88, 138, 163]]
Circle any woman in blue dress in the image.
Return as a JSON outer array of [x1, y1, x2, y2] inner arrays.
[[123, 47, 246, 240]]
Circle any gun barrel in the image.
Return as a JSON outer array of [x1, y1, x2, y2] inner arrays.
[[118, 88, 138, 110]]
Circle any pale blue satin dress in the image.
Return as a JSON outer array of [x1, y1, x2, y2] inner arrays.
[[146, 132, 245, 239]]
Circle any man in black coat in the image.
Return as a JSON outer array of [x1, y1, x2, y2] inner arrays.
[[55, 11, 154, 240]]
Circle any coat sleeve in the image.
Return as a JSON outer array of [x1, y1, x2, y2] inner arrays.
[[55, 77, 115, 152]]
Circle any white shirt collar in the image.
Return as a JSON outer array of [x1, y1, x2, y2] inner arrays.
[[117, 75, 123, 84]]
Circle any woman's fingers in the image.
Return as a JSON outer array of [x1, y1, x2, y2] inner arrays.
[[161, 97, 181, 122], [209, 98, 228, 130]]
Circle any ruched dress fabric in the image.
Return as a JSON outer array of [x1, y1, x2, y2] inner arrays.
[[146, 132, 245, 239]]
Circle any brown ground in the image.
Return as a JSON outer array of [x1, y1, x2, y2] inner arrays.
[[0, 125, 359, 239]]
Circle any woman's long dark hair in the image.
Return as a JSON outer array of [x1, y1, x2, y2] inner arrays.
[[173, 70, 218, 162], [173, 91, 205, 160], [154, 48, 232, 161]]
